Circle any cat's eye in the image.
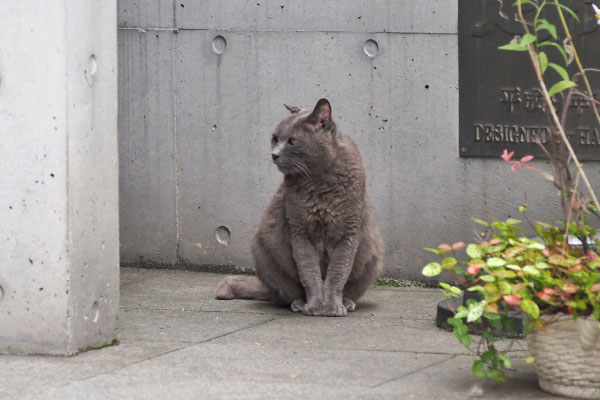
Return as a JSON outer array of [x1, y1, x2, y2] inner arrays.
[[288, 137, 297, 145], [271, 135, 278, 143]]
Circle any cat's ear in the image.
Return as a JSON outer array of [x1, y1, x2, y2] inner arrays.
[[284, 104, 302, 114], [307, 98, 332, 130]]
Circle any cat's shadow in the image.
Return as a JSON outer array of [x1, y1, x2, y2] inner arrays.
[[249, 300, 379, 315]]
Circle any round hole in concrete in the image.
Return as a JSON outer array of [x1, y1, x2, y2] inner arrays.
[[363, 39, 379, 58], [215, 225, 231, 245], [211, 35, 227, 55], [88, 55, 98, 76], [91, 300, 99, 323]]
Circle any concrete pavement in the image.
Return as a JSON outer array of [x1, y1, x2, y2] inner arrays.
[[0, 268, 564, 399]]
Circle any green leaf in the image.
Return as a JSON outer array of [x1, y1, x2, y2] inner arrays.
[[499, 281, 512, 294], [469, 259, 487, 268], [513, 0, 539, 10], [450, 286, 463, 296], [548, 1, 580, 22], [538, 41, 568, 64], [422, 262, 442, 277], [506, 218, 522, 226], [472, 360, 486, 379], [538, 51, 548, 75], [498, 354, 513, 369], [536, 19, 557, 40], [535, 262, 550, 269], [521, 33, 537, 46], [487, 368, 505, 382], [548, 80, 577, 98], [467, 303, 485, 322], [481, 275, 497, 283], [524, 356, 536, 364], [521, 299, 540, 319], [466, 244, 483, 259], [449, 318, 472, 347], [498, 42, 528, 52], [486, 313, 502, 328], [442, 257, 458, 269], [439, 282, 451, 289], [467, 285, 486, 294], [482, 331, 495, 343], [454, 309, 469, 319], [487, 257, 506, 267], [440, 282, 462, 297], [548, 62, 570, 81], [480, 349, 495, 362], [505, 264, 522, 271], [526, 242, 545, 250], [548, 255, 570, 266], [424, 247, 443, 255], [523, 265, 541, 276], [472, 218, 490, 227]]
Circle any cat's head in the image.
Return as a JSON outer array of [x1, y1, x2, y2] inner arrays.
[[270, 98, 338, 177]]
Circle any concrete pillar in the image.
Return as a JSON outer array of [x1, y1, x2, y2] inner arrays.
[[0, 1, 119, 355]]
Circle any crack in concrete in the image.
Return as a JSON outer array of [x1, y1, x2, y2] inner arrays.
[[360, 355, 458, 393], [45, 318, 278, 393], [117, 27, 458, 35]]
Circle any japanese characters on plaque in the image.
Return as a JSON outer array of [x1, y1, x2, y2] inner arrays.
[[459, 0, 600, 160]]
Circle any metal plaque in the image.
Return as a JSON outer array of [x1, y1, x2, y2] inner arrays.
[[459, 0, 600, 160]]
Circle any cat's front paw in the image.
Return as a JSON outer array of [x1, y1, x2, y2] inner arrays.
[[322, 302, 347, 317], [343, 298, 356, 312], [290, 299, 305, 313], [302, 300, 325, 316]]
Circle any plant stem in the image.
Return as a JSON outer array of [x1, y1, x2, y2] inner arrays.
[[516, 1, 600, 215], [563, 167, 581, 253], [553, 3, 600, 212], [554, 4, 600, 128]]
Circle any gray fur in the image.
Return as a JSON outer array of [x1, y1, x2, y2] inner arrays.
[[215, 99, 384, 317]]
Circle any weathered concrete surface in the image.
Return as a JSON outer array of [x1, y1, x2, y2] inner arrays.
[[118, 30, 178, 265], [173, 0, 457, 33], [0, 268, 557, 399], [0, 1, 118, 355], [117, 1, 600, 280]]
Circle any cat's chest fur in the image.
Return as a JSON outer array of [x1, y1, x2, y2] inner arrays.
[[284, 171, 361, 244]]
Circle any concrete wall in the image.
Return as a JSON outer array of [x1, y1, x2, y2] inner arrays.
[[118, 1, 600, 281], [0, 1, 119, 354]]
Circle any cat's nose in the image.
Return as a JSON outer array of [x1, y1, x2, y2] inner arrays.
[[271, 153, 279, 161]]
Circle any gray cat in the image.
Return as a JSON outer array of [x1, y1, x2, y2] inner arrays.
[[215, 99, 383, 317]]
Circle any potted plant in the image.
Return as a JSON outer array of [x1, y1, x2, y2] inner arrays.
[[423, 1, 600, 398], [424, 212, 600, 397]]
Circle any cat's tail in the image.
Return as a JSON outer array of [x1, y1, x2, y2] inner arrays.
[[215, 275, 272, 301]]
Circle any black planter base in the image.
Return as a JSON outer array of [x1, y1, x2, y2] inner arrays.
[[436, 297, 524, 338]]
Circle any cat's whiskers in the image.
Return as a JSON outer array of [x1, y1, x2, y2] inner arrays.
[[287, 158, 312, 179], [288, 162, 310, 180]]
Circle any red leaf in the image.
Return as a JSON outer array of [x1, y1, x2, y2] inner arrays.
[[452, 241, 466, 250], [543, 287, 556, 295], [467, 266, 481, 275], [503, 294, 521, 306], [501, 149, 515, 162], [587, 251, 599, 261], [562, 283, 578, 294], [537, 291, 552, 301], [511, 163, 521, 171], [590, 283, 600, 292], [489, 238, 501, 245], [567, 305, 574, 314], [520, 155, 534, 163], [438, 243, 452, 250], [541, 248, 551, 257]]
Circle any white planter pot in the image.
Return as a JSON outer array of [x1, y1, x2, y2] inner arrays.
[[527, 314, 600, 399]]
